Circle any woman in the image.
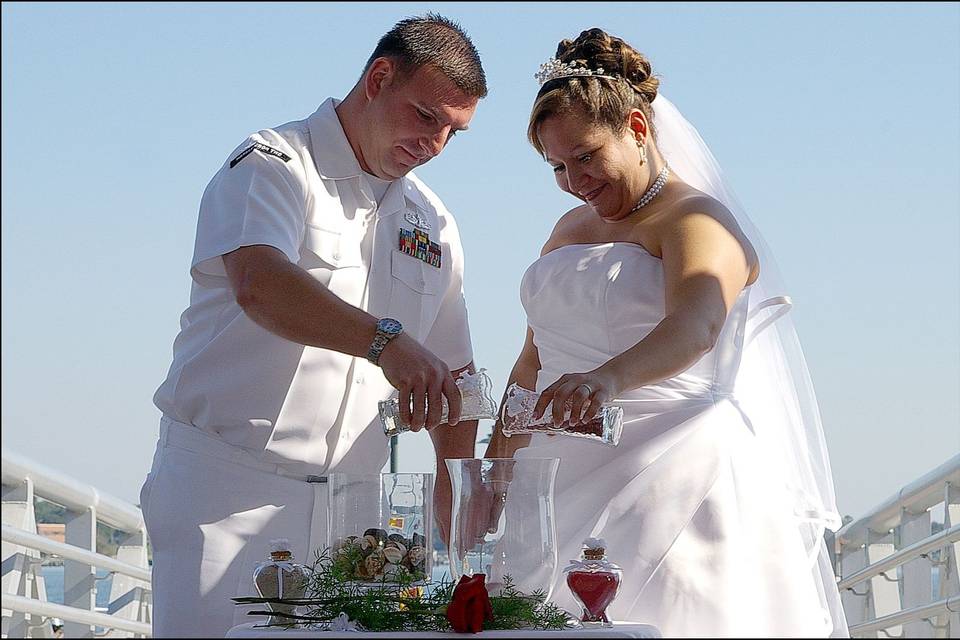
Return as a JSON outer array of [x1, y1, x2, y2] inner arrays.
[[482, 29, 846, 636]]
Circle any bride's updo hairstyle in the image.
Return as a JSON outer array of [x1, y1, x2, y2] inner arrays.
[[528, 28, 660, 156]]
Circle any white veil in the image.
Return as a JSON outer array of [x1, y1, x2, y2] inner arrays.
[[652, 94, 849, 637]]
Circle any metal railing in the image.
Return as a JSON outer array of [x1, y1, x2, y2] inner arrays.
[[835, 454, 960, 638], [2, 448, 151, 638]]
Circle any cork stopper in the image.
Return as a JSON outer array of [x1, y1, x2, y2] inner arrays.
[[582, 536, 606, 560], [269, 538, 293, 560]]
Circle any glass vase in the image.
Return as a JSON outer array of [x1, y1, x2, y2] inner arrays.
[[445, 457, 560, 600], [327, 473, 432, 586]]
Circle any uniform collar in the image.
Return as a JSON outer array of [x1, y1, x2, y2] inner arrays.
[[307, 98, 364, 180], [307, 98, 431, 216], [377, 176, 428, 218]]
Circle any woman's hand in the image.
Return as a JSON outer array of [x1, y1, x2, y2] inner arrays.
[[532, 368, 621, 426]]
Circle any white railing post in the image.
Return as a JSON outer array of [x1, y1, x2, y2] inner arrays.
[[839, 528, 906, 638], [865, 528, 903, 638], [939, 482, 960, 638], [1, 477, 50, 639], [900, 505, 933, 638], [840, 540, 871, 631], [105, 527, 151, 637], [63, 505, 97, 638]]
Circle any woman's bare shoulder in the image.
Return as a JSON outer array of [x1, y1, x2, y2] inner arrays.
[[652, 184, 760, 281], [540, 205, 593, 256]]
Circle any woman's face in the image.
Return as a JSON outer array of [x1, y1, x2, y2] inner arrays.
[[537, 108, 647, 222]]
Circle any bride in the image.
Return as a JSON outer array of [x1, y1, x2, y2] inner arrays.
[[479, 28, 847, 637]]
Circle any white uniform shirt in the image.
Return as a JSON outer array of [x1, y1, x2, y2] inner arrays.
[[153, 98, 473, 475]]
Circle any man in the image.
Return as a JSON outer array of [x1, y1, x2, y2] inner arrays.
[[139, 14, 486, 637]]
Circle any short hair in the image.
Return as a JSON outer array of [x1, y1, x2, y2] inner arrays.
[[366, 13, 488, 99]]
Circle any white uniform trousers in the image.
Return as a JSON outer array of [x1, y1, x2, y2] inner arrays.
[[139, 417, 331, 638]]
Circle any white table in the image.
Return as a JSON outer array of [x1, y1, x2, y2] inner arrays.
[[226, 621, 661, 638]]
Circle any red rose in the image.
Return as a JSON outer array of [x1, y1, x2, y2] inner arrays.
[[445, 574, 494, 633]]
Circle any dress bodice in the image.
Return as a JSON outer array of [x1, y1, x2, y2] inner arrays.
[[520, 242, 748, 400]]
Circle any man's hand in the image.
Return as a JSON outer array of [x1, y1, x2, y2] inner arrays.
[[379, 334, 463, 431]]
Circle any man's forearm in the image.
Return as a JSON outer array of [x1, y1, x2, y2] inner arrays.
[[233, 250, 378, 357]]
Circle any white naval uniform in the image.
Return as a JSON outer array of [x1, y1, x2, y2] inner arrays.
[[141, 98, 473, 637]]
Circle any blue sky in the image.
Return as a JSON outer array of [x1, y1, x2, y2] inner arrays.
[[2, 2, 958, 520]]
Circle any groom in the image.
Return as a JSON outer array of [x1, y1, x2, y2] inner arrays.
[[140, 14, 486, 637]]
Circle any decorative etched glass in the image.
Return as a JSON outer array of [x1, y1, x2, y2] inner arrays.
[[500, 383, 623, 446], [327, 473, 432, 586], [380, 369, 500, 437], [445, 457, 560, 599]]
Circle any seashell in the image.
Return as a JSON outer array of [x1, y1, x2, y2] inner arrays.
[[364, 551, 385, 577], [385, 540, 407, 556], [383, 546, 403, 564], [412, 533, 426, 549], [361, 534, 380, 552], [382, 562, 402, 580], [405, 545, 425, 570], [387, 533, 407, 546], [364, 528, 388, 545], [354, 561, 372, 580]]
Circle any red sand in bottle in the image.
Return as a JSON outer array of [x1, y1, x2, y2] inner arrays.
[[566, 571, 620, 622]]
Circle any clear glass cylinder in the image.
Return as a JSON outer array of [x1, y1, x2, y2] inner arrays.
[[252, 539, 310, 627], [445, 457, 560, 600], [380, 369, 499, 437], [500, 383, 623, 446], [562, 538, 622, 627], [327, 473, 432, 586]]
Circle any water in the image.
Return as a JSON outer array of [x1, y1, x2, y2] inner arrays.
[[40, 565, 112, 609]]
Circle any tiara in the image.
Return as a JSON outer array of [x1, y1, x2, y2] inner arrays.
[[534, 58, 618, 86]]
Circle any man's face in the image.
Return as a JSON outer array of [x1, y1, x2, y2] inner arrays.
[[362, 59, 479, 179]]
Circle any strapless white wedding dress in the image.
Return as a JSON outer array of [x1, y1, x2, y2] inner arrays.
[[516, 242, 835, 637]]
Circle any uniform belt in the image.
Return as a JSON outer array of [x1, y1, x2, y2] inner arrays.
[[158, 416, 328, 483]]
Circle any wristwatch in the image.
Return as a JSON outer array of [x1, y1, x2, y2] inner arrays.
[[367, 318, 403, 366]]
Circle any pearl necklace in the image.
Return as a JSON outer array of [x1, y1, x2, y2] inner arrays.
[[628, 165, 670, 214]]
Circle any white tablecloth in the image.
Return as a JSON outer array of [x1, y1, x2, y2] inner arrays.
[[226, 621, 661, 638]]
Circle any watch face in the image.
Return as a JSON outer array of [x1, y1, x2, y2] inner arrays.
[[379, 318, 403, 336]]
